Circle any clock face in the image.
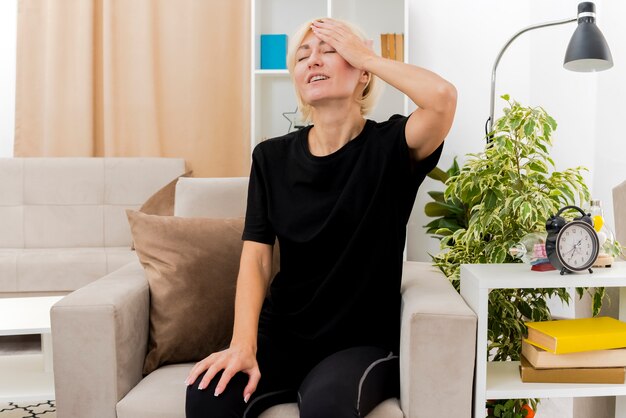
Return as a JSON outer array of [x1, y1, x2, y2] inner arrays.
[[555, 220, 600, 271]]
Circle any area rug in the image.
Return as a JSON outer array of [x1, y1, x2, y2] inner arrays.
[[0, 401, 55, 417]]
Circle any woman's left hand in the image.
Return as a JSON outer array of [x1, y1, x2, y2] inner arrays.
[[310, 18, 377, 70]]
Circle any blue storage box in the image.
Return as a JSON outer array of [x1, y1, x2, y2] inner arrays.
[[261, 34, 288, 69]]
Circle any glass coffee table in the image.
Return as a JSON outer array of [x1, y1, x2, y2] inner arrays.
[[0, 296, 63, 402]]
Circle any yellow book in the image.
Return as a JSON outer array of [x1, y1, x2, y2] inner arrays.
[[525, 317, 626, 354]]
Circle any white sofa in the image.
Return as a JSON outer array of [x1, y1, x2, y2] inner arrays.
[[0, 157, 186, 296], [51, 177, 478, 418]]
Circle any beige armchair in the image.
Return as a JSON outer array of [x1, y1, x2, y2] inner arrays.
[[51, 177, 477, 418]]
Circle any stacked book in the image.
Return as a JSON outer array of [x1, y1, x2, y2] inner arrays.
[[520, 317, 626, 383], [380, 33, 404, 61]]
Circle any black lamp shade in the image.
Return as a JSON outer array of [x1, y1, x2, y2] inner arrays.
[[564, 3, 613, 72]]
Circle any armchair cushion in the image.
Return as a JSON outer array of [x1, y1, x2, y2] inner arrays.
[[126, 210, 244, 375]]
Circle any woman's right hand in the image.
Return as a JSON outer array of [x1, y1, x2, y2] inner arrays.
[[185, 343, 261, 403]]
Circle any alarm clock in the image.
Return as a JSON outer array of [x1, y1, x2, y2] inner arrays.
[[545, 205, 600, 275]]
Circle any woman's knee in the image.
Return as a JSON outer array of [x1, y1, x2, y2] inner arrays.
[[185, 370, 249, 418], [298, 346, 399, 418]]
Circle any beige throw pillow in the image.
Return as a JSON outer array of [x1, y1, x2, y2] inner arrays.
[[138, 170, 193, 216], [126, 210, 243, 375], [131, 170, 192, 250]]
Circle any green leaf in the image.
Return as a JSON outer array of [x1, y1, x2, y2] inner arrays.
[[536, 142, 548, 154], [527, 161, 547, 174], [520, 202, 532, 222], [549, 189, 562, 197], [427, 191, 445, 202], [490, 246, 507, 263], [448, 158, 460, 177], [484, 190, 498, 210], [501, 93, 510, 101], [424, 201, 463, 217], [557, 185, 575, 204], [424, 219, 443, 231], [438, 218, 464, 231], [593, 288, 605, 316], [427, 167, 448, 183], [547, 115, 558, 130], [518, 301, 532, 319], [434, 228, 453, 236]]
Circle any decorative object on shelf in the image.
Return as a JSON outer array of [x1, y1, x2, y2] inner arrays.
[[522, 316, 626, 382], [486, 1, 613, 139], [521, 339, 626, 369], [380, 33, 404, 61], [525, 316, 626, 354], [545, 205, 600, 275], [519, 356, 625, 384], [520, 404, 535, 418], [282, 107, 307, 133], [260, 34, 288, 69], [508, 231, 553, 271], [589, 199, 619, 267]]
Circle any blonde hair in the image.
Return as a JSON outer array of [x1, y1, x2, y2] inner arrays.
[[286, 18, 382, 123]]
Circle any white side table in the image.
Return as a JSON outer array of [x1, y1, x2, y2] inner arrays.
[[460, 262, 626, 418], [0, 296, 63, 402]]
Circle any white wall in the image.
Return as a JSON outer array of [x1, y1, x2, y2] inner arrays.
[[407, 0, 626, 261], [528, 0, 598, 178], [0, 0, 17, 158], [407, 0, 532, 260], [591, 0, 626, 236]]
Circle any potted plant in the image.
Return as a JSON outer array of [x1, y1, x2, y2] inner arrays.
[[425, 95, 620, 417]]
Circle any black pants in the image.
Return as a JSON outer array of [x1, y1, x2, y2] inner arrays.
[[185, 332, 399, 418]]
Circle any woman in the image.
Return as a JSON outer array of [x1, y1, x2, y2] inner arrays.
[[185, 18, 456, 418]]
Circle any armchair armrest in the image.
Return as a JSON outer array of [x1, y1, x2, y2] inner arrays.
[[51, 261, 149, 418], [400, 261, 477, 418]]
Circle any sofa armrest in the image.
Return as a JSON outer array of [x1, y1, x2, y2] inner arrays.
[[51, 261, 149, 418], [400, 261, 477, 418]]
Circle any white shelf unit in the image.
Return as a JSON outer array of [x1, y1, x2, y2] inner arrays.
[[251, 0, 409, 151], [0, 296, 61, 402], [460, 262, 626, 418], [0, 354, 55, 402]]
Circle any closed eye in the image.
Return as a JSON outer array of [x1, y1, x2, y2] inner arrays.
[[297, 56, 309, 62]]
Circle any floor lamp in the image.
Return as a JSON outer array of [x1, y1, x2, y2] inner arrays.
[[487, 1, 613, 139]]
